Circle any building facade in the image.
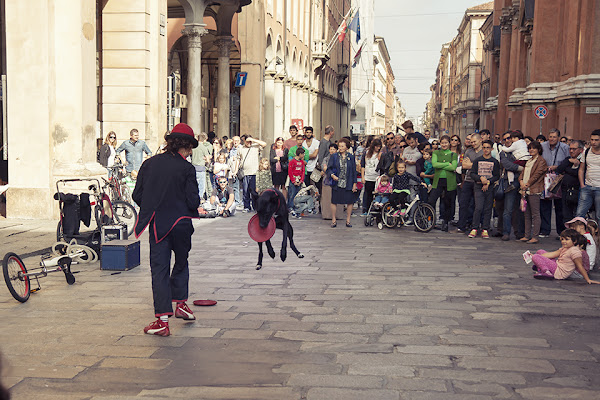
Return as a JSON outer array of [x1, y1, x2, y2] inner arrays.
[[349, 0, 375, 138], [0, 0, 359, 218], [371, 36, 391, 136], [481, 0, 600, 138]]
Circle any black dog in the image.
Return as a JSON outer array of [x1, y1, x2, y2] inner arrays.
[[251, 188, 304, 270]]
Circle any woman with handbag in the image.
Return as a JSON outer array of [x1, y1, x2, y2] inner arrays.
[[519, 141, 548, 244], [327, 138, 358, 227], [270, 137, 289, 197]]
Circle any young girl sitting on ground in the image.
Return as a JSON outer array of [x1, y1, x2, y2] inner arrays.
[[564, 217, 596, 270], [531, 229, 600, 284], [389, 160, 425, 217], [374, 175, 392, 206], [256, 158, 272, 194]]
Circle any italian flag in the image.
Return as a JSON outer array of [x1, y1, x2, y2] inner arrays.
[[337, 20, 348, 42]]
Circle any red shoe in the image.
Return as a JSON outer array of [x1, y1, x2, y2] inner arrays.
[[143, 319, 170, 336], [174, 302, 196, 320]]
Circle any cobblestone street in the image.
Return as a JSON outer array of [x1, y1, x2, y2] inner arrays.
[[1, 214, 600, 400]]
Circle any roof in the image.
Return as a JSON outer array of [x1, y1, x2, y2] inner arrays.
[[467, 1, 494, 12]]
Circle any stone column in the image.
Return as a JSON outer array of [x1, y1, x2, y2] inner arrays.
[[182, 24, 207, 136], [496, 12, 513, 134], [216, 36, 232, 139]]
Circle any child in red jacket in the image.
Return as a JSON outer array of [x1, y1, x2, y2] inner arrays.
[[287, 147, 306, 215]]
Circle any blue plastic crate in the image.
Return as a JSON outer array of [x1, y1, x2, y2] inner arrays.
[[101, 239, 140, 271]]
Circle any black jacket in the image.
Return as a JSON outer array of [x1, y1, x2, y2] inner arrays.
[[133, 152, 200, 242], [98, 144, 112, 167], [269, 147, 289, 174], [556, 156, 580, 189]]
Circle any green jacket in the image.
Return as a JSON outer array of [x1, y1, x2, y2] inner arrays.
[[431, 149, 458, 191]]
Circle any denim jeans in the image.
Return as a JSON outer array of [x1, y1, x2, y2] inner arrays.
[[195, 167, 206, 201], [242, 175, 256, 210], [472, 185, 494, 230], [232, 177, 241, 206], [576, 185, 600, 222], [294, 195, 315, 214], [288, 183, 301, 210]]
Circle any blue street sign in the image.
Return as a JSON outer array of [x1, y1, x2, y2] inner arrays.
[[235, 72, 248, 87]]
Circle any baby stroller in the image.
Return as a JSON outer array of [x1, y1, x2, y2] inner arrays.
[[364, 176, 391, 230]]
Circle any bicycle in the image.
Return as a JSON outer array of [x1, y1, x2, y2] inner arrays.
[[3, 241, 98, 303], [382, 185, 436, 232], [105, 162, 133, 204]]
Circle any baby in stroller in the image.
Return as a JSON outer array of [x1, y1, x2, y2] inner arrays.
[[374, 175, 392, 206], [365, 175, 393, 229]]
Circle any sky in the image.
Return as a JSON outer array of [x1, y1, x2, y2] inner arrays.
[[373, 0, 492, 121]]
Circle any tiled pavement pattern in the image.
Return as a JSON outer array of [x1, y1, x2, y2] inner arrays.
[[1, 214, 600, 400]]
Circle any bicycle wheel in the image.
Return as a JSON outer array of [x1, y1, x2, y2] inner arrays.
[[381, 203, 399, 228], [414, 202, 436, 233], [112, 200, 137, 237], [3, 253, 30, 303]]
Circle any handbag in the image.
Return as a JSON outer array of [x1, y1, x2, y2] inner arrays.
[[494, 178, 506, 200], [548, 174, 563, 194], [520, 195, 528, 212], [310, 168, 322, 183], [542, 172, 562, 199], [236, 149, 249, 181], [564, 187, 579, 205]]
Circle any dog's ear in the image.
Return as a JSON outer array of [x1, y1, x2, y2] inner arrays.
[[250, 187, 259, 204]]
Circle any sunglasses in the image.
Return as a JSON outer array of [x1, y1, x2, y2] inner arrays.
[[432, 142, 439, 145], [399, 145, 407, 149], [451, 138, 459, 141], [109, 136, 116, 139]]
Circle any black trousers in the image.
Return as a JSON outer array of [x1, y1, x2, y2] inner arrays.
[[363, 180, 376, 212], [428, 178, 457, 222], [389, 191, 410, 209], [149, 219, 194, 317]]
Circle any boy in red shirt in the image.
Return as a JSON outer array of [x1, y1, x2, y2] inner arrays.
[[287, 147, 306, 216]]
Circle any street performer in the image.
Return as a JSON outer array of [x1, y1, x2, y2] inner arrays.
[[133, 123, 200, 336]]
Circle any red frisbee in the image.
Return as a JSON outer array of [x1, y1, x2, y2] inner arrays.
[[248, 214, 276, 242], [193, 299, 217, 306]]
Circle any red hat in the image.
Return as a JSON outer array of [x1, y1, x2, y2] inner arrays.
[[167, 123, 198, 148], [248, 214, 276, 242]]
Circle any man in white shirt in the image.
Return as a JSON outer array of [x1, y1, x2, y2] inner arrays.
[[302, 126, 320, 184], [239, 135, 266, 212], [577, 129, 600, 222]]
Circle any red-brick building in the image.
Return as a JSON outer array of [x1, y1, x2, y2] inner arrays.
[[480, 0, 600, 139]]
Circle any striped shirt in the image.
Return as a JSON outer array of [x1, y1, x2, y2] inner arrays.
[[585, 150, 600, 187]]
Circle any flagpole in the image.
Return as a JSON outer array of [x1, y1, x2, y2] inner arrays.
[[326, 7, 355, 56]]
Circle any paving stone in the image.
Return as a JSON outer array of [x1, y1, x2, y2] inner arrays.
[[418, 368, 527, 384], [394, 345, 488, 356], [286, 374, 384, 388], [439, 335, 549, 347], [99, 357, 172, 370], [470, 312, 522, 320], [316, 323, 383, 334], [338, 353, 452, 368], [452, 381, 513, 398], [491, 347, 596, 362], [299, 342, 394, 353], [516, 387, 600, 399], [302, 314, 365, 323], [136, 386, 300, 399], [220, 329, 274, 339], [385, 377, 447, 392], [274, 331, 369, 343], [366, 315, 418, 324], [4, 365, 85, 379], [306, 388, 400, 400], [272, 363, 344, 374], [402, 393, 494, 400], [457, 356, 555, 373], [543, 375, 591, 387], [386, 325, 449, 336]]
